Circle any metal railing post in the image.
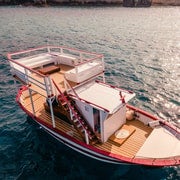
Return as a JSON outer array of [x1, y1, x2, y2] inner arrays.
[[48, 97, 56, 128], [47, 76, 53, 95], [80, 52, 83, 63], [60, 48, 63, 54], [44, 76, 50, 97], [47, 46, 50, 53], [24, 68, 29, 84], [29, 89, 36, 115], [84, 130, 89, 145]]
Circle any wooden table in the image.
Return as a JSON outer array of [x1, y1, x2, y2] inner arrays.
[[38, 65, 60, 75], [109, 124, 136, 146]]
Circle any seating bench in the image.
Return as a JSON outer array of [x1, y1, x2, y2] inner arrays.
[[17, 53, 56, 69]]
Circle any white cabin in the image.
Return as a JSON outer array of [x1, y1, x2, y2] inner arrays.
[[69, 81, 135, 142]]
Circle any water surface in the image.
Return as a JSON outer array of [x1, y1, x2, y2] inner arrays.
[[0, 6, 179, 179]]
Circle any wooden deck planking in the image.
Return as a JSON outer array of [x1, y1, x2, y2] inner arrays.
[[22, 79, 153, 158], [24, 95, 46, 114], [28, 64, 75, 96], [26, 96, 83, 141], [94, 120, 153, 158]]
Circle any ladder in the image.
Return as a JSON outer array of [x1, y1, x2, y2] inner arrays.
[[52, 80, 100, 145]]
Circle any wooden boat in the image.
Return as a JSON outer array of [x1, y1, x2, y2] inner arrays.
[[7, 45, 180, 166]]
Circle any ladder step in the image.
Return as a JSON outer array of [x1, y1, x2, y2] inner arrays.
[[73, 118, 78, 123], [59, 92, 99, 144], [77, 123, 82, 128], [74, 111, 78, 115], [81, 129, 85, 133], [90, 134, 96, 139], [90, 139, 99, 145], [78, 126, 84, 132], [89, 136, 94, 140], [63, 105, 68, 109]]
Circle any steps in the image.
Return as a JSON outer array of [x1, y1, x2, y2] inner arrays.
[[58, 92, 100, 145]]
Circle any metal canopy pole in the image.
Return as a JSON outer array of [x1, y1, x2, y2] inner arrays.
[[29, 88, 36, 116], [48, 97, 56, 128]]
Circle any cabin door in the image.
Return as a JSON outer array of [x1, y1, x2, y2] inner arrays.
[[93, 108, 101, 136]]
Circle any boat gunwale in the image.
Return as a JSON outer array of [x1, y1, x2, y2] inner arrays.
[[16, 85, 180, 167], [8, 46, 180, 167], [7, 45, 104, 85]]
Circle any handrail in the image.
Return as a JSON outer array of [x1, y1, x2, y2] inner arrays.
[[48, 45, 103, 56], [159, 120, 180, 135], [7, 46, 48, 58], [8, 45, 103, 60], [64, 78, 80, 100], [8, 58, 53, 97], [127, 104, 158, 120], [74, 55, 103, 67], [52, 79, 86, 127], [7, 58, 46, 78], [52, 79, 95, 142]]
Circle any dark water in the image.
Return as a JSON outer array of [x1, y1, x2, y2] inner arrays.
[[0, 6, 180, 179]]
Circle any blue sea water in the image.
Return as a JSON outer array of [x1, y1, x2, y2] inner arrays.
[[0, 6, 180, 179]]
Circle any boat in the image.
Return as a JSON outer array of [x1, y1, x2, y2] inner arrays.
[[7, 45, 180, 166]]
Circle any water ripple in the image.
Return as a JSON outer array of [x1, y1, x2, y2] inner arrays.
[[0, 6, 179, 179]]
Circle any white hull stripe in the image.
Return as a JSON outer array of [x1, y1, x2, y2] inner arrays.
[[39, 123, 129, 165]]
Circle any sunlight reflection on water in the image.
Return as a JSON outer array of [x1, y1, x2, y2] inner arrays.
[[0, 6, 179, 179]]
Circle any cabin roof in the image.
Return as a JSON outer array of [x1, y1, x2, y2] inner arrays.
[[74, 81, 135, 114]]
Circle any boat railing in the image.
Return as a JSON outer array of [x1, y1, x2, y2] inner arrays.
[[47, 45, 103, 66], [8, 45, 103, 62], [8, 45, 104, 73], [73, 55, 104, 74], [7, 58, 53, 98], [7, 46, 50, 60], [48, 46, 104, 73], [63, 77, 80, 99], [48, 45, 103, 57], [7, 45, 104, 97]]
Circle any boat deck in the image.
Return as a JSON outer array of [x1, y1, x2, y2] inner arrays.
[[29, 64, 76, 96], [8, 46, 180, 166], [23, 92, 153, 158]]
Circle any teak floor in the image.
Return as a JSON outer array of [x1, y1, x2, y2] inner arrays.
[[29, 64, 75, 97], [23, 93, 153, 158]]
